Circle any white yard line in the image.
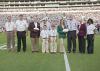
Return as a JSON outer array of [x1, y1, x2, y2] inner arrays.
[[63, 48, 71, 71], [0, 44, 6, 46], [0, 44, 7, 50], [0, 44, 17, 50]]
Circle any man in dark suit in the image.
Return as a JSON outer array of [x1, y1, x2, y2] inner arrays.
[[28, 16, 40, 53]]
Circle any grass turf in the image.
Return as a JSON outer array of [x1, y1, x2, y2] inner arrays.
[[67, 35, 100, 71], [0, 32, 100, 71], [0, 33, 65, 71], [0, 51, 65, 71], [0, 33, 6, 45]]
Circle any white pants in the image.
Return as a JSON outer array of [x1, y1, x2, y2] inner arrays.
[[42, 39, 49, 53], [50, 37, 57, 52], [59, 38, 64, 52]]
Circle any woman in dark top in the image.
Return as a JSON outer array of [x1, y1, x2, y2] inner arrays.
[[78, 19, 87, 53]]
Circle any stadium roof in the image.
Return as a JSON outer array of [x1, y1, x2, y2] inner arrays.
[[0, 0, 98, 2]]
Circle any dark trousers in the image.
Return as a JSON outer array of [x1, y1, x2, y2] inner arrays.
[[87, 34, 94, 54], [67, 30, 76, 52], [97, 28, 99, 32], [17, 31, 26, 52], [78, 35, 86, 53]]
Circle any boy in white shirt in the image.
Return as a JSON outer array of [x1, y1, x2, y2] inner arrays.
[[40, 25, 49, 53], [49, 25, 57, 53]]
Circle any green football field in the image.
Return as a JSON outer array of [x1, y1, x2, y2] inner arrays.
[[0, 32, 100, 71]]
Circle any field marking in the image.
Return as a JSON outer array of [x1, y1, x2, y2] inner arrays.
[[0, 43, 71, 71], [0, 44, 7, 50], [63, 48, 71, 71], [0, 43, 6, 46], [0, 44, 17, 50]]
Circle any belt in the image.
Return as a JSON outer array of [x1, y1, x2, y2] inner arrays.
[[50, 36, 56, 37], [43, 38, 48, 39], [68, 30, 76, 32], [7, 31, 13, 32], [17, 31, 26, 32]]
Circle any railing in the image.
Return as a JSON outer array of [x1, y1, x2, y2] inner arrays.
[[0, 0, 99, 5], [0, 0, 100, 12], [0, 6, 100, 13], [0, 2, 100, 7]]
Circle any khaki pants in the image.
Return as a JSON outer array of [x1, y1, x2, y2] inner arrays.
[[42, 39, 49, 53], [59, 38, 64, 52], [6, 31, 15, 51], [50, 37, 57, 52], [31, 38, 39, 52]]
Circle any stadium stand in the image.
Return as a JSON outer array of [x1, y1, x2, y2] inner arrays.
[[0, 0, 100, 27]]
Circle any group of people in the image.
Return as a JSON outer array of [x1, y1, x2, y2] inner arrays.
[[4, 14, 96, 54], [58, 15, 96, 54]]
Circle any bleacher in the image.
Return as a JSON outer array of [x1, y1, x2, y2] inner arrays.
[[0, 0, 100, 27], [0, 0, 100, 9]]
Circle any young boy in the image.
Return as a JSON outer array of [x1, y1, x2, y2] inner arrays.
[[49, 25, 57, 53], [40, 25, 49, 53]]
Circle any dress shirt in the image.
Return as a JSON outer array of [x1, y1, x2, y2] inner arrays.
[[15, 20, 28, 31], [5, 21, 15, 31], [65, 19, 79, 31]]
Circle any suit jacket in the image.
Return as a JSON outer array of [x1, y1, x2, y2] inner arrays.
[[28, 22, 40, 38]]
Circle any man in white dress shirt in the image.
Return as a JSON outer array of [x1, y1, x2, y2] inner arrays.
[[15, 14, 28, 52], [4, 16, 15, 51], [65, 15, 79, 53]]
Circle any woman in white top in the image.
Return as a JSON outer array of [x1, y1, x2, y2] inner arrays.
[[87, 18, 96, 54]]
